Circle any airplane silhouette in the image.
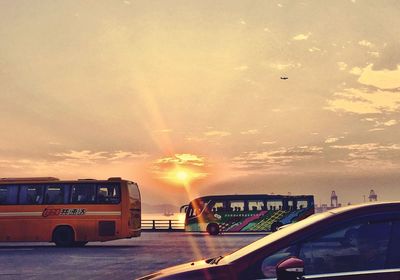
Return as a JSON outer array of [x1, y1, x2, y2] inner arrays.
[[280, 77, 288, 80]]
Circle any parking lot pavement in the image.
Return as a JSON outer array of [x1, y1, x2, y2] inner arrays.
[[0, 232, 264, 280]]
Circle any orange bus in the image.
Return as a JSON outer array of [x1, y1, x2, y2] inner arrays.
[[0, 177, 141, 246]]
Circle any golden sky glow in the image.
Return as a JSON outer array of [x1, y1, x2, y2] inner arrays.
[[1, 1, 400, 206]]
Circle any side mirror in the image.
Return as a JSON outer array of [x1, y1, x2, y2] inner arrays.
[[180, 205, 188, 213], [276, 257, 305, 280]]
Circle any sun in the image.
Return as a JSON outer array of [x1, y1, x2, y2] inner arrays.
[[176, 170, 189, 182], [163, 168, 198, 186]]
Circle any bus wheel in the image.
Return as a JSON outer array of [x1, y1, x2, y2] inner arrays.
[[206, 223, 220, 235], [73, 241, 88, 247], [53, 226, 75, 247], [270, 222, 283, 232]]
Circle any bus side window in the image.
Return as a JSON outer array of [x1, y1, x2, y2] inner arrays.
[[0, 186, 18, 205], [19, 185, 44, 205], [248, 200, 264, 211], [266, 200, 283, 211], [96, 183, 120, 204], [230, 201, 245, 212], [297, 200, 308, 209], [44, 185, 66, 204], [71, 184, 96, 204], [211, 201, 224, 212]]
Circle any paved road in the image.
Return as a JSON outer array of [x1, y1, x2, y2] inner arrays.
[[0, 232, 264, 280]]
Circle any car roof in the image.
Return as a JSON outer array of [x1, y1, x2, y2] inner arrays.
[[327, 201, 400, 214]]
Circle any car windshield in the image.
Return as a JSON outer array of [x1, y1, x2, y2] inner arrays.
[[222, 211, 333, 263]]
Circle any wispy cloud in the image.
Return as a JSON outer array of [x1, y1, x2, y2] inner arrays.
[[325, 137, 344, 144], [358, 40, 374, 48], [154, 153, 205, 167], [358, 64, 400, 89], [337, 62, 348, 71], [204, 130, 231, 137], [232, 145, 323, 171], [326, 88, 400, 114], [269, 62, 301, 71], [240, 129, 259, 135], [292, 32, 311, 41], [53, 150, 148, 163], [363, 118, 398, 131], [234, 65, 248, 71], [262, 141, 276, 145]]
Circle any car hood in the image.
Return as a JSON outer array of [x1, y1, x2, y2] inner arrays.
[[137, 259, 230, 280]]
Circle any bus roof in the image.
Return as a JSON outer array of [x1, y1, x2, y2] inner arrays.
[[0, 177, 134, 184], [190, 194, 314, 202]]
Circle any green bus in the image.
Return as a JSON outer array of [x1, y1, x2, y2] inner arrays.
[[180, 194, 314, 235]]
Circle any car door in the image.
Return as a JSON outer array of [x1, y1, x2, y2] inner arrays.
[[250, 212, 400, 280]]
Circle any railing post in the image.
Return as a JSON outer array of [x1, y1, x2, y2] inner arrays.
[[152, 220, 156, 230], [168, 220, 172, 230]]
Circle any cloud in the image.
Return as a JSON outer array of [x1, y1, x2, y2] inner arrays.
[[232, 145, 323, 171], [326, 88, 400, 114], [151, 154, 209, 182], [368, 51, 380, 58], [154, 153, 205, 167], [363, 118, 397, 131], [204, 130, 231, 137], [153, 129, 172, 133], [349, 67, 362, 75], [308, 47, 321, 52], [325, 137, 343, 144], [337, 62, 348, 71], [329, 143, 400, 169], [269, 62, 301, 71], [262, 141, 276, 145], [240, 129, 259, 135], [234, 65, 248, 71], [330, 143, 400, 151], [358, 64, 400, 89], [53, 150, 108, 162], [53, 150, 148, 163], [372, 42, 400, 70], [358, 40, 374, 48], [292, 32, 311, 41]]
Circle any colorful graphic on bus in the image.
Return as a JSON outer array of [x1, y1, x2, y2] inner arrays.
[[180, 194, 314, 235]]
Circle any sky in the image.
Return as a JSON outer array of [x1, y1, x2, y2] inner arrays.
[[1, 0, 400, 208]]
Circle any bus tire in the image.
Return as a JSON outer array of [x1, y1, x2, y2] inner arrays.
[[206, 223, 220, 235], [53, 226, 75, 247], [270, 222, 283, 232]]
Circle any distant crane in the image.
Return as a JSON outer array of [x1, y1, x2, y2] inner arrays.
[[369, 189, 378, 202], [331, 191, 338, 207]]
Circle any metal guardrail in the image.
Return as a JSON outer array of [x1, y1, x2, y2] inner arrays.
[[141, 219, 185, 232]]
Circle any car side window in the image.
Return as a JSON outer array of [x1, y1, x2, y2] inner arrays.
[[258, 215, 395, 279], [299, 220, 391, 275], [386, 221, 400, 269]]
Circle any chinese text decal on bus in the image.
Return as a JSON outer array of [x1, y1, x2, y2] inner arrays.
[[180, 194, 314, 235], [0, 177, 141, 246]]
